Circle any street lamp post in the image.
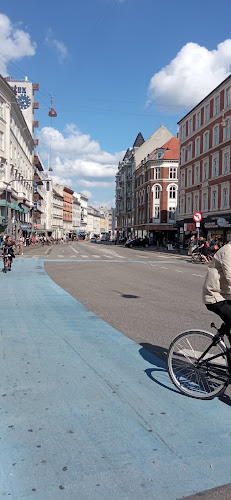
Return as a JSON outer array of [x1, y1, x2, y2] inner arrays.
[[5, 179, 51, 234]]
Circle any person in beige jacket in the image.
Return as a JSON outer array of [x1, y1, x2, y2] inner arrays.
[[203, 241, 231, 334]]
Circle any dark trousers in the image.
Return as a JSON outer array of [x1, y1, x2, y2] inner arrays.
[[206, 300, 231, 329]]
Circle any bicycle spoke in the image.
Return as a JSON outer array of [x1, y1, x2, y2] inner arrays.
[[168, 331, 230, 399]]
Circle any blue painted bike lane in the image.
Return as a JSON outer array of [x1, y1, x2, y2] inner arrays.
[[0, 258, 231, 499]]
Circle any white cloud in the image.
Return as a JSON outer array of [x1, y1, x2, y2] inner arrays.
[[38, 125, 124, 179], [45, 29, 68, 63], [0, 13, 36, 75], [78, 179, 114, 188], [80, 190, 92, 199], [49, 175, 73, 187], [148, 40, 231, 109], [91, 199, 115, 209]]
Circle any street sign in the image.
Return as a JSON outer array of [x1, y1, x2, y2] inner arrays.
[[193, 212, 202, 222]]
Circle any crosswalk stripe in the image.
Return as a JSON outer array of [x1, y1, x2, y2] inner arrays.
[[103, 254, 113, 259], [92, 255, 100, 258], [81, 255, 88, 258]]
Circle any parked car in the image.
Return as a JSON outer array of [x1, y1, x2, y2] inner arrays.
[[125, 237, 149, 248], [90, 237, 97, 243]]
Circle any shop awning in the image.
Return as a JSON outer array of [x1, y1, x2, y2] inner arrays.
[[0, 200, 9, 206]]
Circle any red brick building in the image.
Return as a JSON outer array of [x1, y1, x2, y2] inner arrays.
[[134, 137, 179, 245], [178, 75, 231, 246]]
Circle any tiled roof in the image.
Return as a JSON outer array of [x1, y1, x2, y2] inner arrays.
[[161, 137, 179, 159]]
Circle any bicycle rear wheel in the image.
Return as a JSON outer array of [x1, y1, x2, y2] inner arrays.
[[168, 330, 230, 399]]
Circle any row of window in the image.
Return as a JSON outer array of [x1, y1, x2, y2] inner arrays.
[[137, 184, 178, 203], [180, 149, 230, 188], [136, 167, 177, 186], [137, 206, 176, 223], [180, 85, 231, 139], [181, 120, 231, 164], [180, 184, 230, 215]]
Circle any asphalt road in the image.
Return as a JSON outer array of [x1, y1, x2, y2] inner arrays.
[[43, 241, 212, 354]]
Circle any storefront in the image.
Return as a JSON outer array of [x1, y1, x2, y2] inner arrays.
[[178, 214, 231, 247], [203, 215, 231, 243]]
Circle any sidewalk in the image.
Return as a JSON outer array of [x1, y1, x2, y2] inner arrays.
[[1, 259, 231, 499]]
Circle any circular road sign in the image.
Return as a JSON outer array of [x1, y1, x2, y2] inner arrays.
[[193, 212, 203, 222]]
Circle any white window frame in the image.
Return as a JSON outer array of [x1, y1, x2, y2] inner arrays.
[[196, 110, 201, 129], [186, 194, 192, 214], [212, 154, 219, 177], [222, 147, 230, 174], [221, 184, 229, 210], [213, 125, 219, 146], [226, 86, 231, 107], [214, 95, 220, 116], [180, 196, 185, 215], [154, 167, 161, 180], [202, 190, 208, 211], [223, 118, 231, 141], [187, 142, 192, 161], [0, 100, 3, 119], [169, 167, 177, 179], [154, 206, 160, 219], [211, 186, 218, 211], [203, 131, 209, 152], [202, 160, 209, 181], [195, 137, 200, 156], [0, 131, 4, 151], [187, 167, 192, 186], [181, 147, 186, 164], [154, 185, 160, 199], [194, 163, 200, 184], [180, 170, 185, 188], [204, 103, 210, 123], [169, 185, 177, 199], [182, 123, 186, 139], [193, 191, 200, 212], [188, 118, 193, 135]]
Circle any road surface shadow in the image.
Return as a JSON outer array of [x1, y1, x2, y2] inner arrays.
[[139, 343, 181, 395], [140, 342, 231, 407]]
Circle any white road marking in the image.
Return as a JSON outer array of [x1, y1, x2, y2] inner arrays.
[[175, 270, 183, 273], [192, 274, 204, 277], [58, 255, 64, 258], [70, 246, 79, 254], [161, 267, 168, 269], [92, 255, 100, 258], [45, 248, 50, 255], [103, 254, 113, 259], [81, 255, 88, 258], [150, 264, 157, 267]]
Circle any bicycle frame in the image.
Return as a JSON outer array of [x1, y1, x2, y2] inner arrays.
[[196, 333, 231, 377]]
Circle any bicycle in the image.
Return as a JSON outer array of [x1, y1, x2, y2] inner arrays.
[[2, 248, 12, 273], [167, 323, 231, 400]]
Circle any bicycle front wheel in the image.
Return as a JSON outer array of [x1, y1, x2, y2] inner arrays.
[[168, 330, 229, 399]]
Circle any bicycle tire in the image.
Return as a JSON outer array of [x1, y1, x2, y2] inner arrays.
[[3, 256, 7, 273], [167, 330, 230, 400]]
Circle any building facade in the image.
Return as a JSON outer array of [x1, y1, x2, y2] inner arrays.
[[0, 75, 34, 238], [116, 132, 144, 239], [178, 75, 231, 246], [87, 206, 101, 238], [134, 137, 179, 244], [52, 188, 63, 239]]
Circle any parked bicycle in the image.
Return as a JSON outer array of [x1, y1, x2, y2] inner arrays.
[[167, 322, 231, 400]]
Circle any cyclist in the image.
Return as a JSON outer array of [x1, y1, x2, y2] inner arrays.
[[2, 236, 15, 270], [203, 240, 231, 336]]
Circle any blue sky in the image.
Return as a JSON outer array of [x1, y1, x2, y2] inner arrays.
[[1, 0, 231, 206]]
